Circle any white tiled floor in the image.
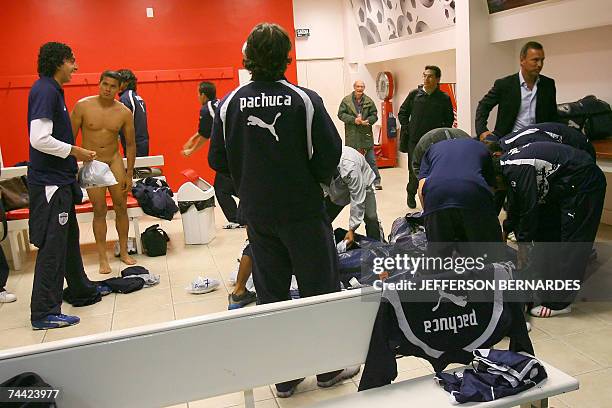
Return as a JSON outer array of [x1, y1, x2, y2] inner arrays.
[[1, 167, 611, 407]]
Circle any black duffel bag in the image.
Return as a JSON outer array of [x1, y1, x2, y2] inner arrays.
[[558, 95, 612, 139]]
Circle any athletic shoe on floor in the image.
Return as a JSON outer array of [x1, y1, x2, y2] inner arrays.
[[275, 378, 305, 398], [530, 305, 572, 318], [96, 284, 113, 297], [32, 314, 80, 330], [317, 366, 361, 388], [223, 222, 246, 229], [0, 291, 17, 303], [228, 290, 257, 310], [407, 195, 417, 209], [186, 277, 220, 294]]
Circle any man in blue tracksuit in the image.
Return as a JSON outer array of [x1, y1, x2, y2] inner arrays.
[[501, 142, 605, 317], [27, 42, 101, 329], [209, 23, 358, 398], [118, 69, 150, 156], [182, 81, 243, 228]]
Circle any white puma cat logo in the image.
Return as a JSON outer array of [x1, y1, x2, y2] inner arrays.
[[247, 112, 281, 142], [431, 289, 468, 312]]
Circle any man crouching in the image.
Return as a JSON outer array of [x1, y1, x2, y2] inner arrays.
[[71, 70, 136, 273]]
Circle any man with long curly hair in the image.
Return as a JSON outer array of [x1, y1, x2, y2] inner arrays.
[[27, 42, 101, 330], [208, 23, 358, 397]]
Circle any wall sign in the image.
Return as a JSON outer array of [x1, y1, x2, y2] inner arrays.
[[296, 28, 310, 38]]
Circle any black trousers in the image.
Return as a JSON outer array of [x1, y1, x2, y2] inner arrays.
[[214, 173, 239, 224], [0, 247, 8, 291], [324, 196, 382, 241], [248, 215, 340, 303], [29, 184, 97, 321], [248, 214, 342, 387], [405, 137, 419, 203], [424, 208, 504, 262], [535, 184, 606, 310]]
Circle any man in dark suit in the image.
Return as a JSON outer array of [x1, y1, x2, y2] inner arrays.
[[475, 41, 558, 141]]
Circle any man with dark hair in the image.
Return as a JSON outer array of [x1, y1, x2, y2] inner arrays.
[[71, 70, 137, 274], [28, 42, 100, 329], [209, 22, 358, 398], [338, 81, 381, 189], [411, 127, 471, 177], [117, 69, 150, 156], [476, 41, 558, 141], [398, 65, 454, 209], [182, 81, 243, 229]]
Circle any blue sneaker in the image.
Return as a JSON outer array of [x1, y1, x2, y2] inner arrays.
[[228, 290, 257, 310], [97, 284, 112, 296], [32, 314, 80, 330]]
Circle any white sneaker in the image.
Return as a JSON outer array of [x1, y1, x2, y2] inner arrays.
[[223, 222, 245, 230], [186, 277, 220, 294], [530, 305, 572, 318], [507, 232, 517, 242], [0, 291, 17, 303]]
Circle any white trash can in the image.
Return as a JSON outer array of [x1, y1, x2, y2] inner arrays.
[[177, 177, 216, 244]]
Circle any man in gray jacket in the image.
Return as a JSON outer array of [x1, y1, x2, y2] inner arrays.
[[323, 146, 384, 244]]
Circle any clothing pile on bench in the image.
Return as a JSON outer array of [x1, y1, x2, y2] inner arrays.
[[435, 349, 547, 404]]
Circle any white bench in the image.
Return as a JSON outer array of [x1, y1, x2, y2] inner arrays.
[[0, 288, 578, 408], [0, 155, 164, 270]]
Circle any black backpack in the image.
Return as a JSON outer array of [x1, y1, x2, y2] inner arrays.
[[141, 224, 170, 257], [0, 372, 57, 407]]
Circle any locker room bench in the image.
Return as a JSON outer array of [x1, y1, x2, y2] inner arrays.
[[0, 288, 578, 408], [0, 155, 164, 270]]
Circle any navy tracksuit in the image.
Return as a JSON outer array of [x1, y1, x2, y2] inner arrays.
[[499, 122, 595, 159], [27, 76, 97, 321], [501, 142, 606, 309], [197, 98, 240, 224], [208, 78, 343, 389], [119, 89, 150, 156], [209, 78, 342, 302]]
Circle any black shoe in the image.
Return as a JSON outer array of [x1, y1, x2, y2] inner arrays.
[[276, 378, 305, 398], [407, 195, 417, 209], [374, 184, 382, 190]]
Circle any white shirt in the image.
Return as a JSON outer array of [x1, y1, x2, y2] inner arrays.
[[321, 146, 376, 231], [512, 71, 539, 132]]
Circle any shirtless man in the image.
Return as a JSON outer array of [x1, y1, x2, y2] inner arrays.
[[71, 70, 137, 273]]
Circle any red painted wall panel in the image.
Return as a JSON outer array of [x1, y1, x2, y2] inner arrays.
[[0, 0, 297, 188]]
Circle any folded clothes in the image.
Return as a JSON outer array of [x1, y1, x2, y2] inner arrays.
[[434, 349, 547, 405]]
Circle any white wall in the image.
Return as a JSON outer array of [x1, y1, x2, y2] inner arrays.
[[490, 0, 612, 43], [292, 0, 344, 60], [515, 25, 612, 104]]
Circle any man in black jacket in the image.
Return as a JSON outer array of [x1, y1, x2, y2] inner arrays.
[[501, 142, 605, 317], [476, 41, 558, 141], [398, 65, 454, 209], [208, 23, 357, 397]]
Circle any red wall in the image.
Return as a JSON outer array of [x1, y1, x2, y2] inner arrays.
[[0, 0, 297, 189]]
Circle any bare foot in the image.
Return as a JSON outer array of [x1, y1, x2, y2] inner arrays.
[[120, 254, 137, 265], [99, 261, 112, 274]]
